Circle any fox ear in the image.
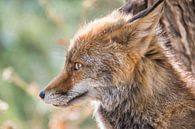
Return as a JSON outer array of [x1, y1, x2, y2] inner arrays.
[[128, 0, 164, 23], [126, 0, 164, 56], [112, 0, 164, 56]]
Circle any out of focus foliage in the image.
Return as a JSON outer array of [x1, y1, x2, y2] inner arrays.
[[0, 0, 123, 129]]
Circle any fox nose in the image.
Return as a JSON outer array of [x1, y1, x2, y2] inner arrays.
[[39, 91, 45, 99]]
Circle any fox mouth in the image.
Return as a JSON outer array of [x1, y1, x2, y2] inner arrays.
[[54, 91, 88, 107], [44, 90, 88, 107]]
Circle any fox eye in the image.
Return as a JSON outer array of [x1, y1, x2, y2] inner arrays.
[[74, 62, 82, 71]]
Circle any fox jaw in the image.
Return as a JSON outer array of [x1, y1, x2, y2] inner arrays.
[[40, 1, 164, 110]]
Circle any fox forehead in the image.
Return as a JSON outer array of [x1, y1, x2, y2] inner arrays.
[[68, 11, 132, 52]]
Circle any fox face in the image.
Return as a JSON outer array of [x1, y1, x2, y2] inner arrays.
[[41, 41, 135, 109], [40, 0, 164, 110]]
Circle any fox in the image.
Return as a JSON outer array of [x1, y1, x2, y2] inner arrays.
[[39, 0, 195, 129]]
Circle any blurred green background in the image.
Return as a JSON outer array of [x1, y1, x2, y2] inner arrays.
[[0, 0, 124, 129]]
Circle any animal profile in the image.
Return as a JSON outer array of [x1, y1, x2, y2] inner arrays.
[[40, 0, 195, 129]]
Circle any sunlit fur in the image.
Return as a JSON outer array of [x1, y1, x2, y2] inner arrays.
[[42, 2, 195, 129]]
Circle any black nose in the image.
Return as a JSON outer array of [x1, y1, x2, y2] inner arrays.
[[39, 91, 45, 99]]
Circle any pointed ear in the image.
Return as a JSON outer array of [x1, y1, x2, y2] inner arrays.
[[108, 0, 164, 56], [128, 0, 164, 23], [125, 0, 164, 56]]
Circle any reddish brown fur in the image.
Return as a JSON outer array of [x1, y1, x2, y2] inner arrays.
[[40, 1, 195, 129]]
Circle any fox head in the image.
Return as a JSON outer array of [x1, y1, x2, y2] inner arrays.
[[40, 0, 165, 110]]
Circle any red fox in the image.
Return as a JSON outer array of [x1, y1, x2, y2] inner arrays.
[[40, 0, 195, 129]]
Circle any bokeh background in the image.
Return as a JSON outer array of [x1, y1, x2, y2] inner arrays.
[[0, 0, 124, 129]]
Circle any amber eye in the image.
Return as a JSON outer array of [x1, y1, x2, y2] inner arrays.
[[74, 62, 82, 71]]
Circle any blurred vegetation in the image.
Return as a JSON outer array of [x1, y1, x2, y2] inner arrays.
[[0, 0, 124, 129]]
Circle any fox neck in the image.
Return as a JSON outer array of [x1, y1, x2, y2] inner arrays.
[[95, 54, 190, 129]]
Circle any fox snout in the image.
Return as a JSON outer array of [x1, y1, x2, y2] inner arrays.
[[39, 71, 71, 105], [39, 70, 90, 107]]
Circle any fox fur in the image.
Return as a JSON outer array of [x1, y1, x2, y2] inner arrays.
[[40, 0, 195, 129]]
